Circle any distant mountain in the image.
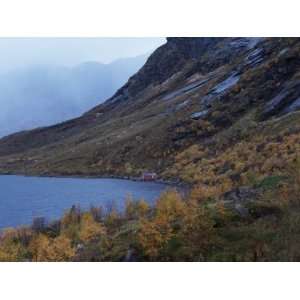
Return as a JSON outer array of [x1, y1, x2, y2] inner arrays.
[[0, 54, 147, 137]]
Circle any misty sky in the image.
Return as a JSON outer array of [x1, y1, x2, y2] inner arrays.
[[0, 38, 166, 72], [0, 38, 166, 137]]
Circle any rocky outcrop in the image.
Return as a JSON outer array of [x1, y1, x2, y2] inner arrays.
[[92, 38, 224, 109], [222, 187, 260, 217], [261, 81, 300, 119]]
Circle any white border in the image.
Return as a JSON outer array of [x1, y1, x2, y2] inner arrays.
[[0, 0, 300, 299], [0, 263, 299, 300], [0, 0, 299, 36]]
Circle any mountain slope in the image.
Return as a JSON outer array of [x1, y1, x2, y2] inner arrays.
[[0, 54, 147, 137], [0, 37, 299, 185]]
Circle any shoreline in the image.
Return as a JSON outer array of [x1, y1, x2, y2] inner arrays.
[[0, 172, 190, 230], [0, 171, 190, 190]]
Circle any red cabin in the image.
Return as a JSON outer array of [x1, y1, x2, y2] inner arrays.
[[142, 172, 157, 181]]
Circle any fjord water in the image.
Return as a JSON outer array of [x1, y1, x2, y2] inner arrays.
[[0, 175, 168, 229]]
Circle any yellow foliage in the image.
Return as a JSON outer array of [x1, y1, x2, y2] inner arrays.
[[137, 189, 186, 259], [29, 234, 75, 262], [168, 130, 300, 190], [50, 235, 75, 261], [0, 240, 25, 262], [137, 217, 173, 259], [125, 197, 149, 220], [29, 234, 52, 261], [105, 209, 120, 230], [79, 213, 105, 243], [180, 205, 216, 259], [156, 189, 186, 222], [190, 185, 219, 202]]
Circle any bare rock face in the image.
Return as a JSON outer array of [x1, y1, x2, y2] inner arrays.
[[261, 81, 300, 119], [166, 37, 223, 60], [104, 38, 224, 105]]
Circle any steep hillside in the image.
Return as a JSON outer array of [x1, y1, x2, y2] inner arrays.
[[0, 37, 299, 187]]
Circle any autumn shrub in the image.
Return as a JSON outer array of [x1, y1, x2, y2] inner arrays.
[[79, 212, 105, 244], [0, 228, 28, 261], [179, 201, 217, 261], [125, 197, 149, 220], [137, 190, 186, 260], [29, 233, 75, 262]]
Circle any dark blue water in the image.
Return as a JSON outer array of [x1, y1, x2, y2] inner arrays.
[[0, 175, 168, 229]]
